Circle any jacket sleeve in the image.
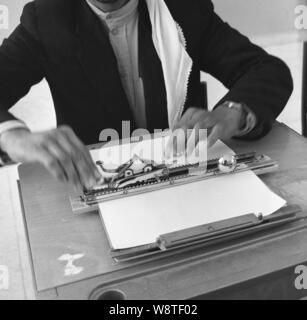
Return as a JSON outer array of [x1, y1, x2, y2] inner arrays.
[[199, 0, 293, 139], [0, 2, 44, 124]]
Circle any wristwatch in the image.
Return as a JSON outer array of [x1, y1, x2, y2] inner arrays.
[[224, 101, 257, 136]]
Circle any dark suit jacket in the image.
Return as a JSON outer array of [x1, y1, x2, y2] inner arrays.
[[0, 0, 293, 145]]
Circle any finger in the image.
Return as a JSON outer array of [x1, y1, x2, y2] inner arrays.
[[172, 108, 196, 130], [169, 110, 215, 159], [59, 127, 101, 188], [46, 140, 82, 189], [62, 127, 101, 180], [186, 123, 200, 157], [186, 124, 208, 162], [207, 123, 226, 149], [165, 135, 174, 159], [57, 136, 94, 190], [197, 125, 209, 162], [35, 147, 68, 183], [173, 108, 206, 131], [174, 110, 215, 149], [166, 125, 186, 158], [189, 108, 211, 125], [199, 112, 217, 129], [166, 125, 189, 158], [185, 110, 217, 155]]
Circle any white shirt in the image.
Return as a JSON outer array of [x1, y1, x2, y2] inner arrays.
[[86, 0, 147, 128]]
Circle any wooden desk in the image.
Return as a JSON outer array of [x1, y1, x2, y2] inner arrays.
[[2, 122, 307, 300]]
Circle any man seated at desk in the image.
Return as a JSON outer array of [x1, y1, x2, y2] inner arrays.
[[0, 0, 293, 191]]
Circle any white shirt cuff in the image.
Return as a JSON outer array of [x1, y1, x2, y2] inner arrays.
[[0, 120, 29, 150], [0, 120, 28, 137]]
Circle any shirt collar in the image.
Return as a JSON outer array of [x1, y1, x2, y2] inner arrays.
[[86, 0, 139, 28]]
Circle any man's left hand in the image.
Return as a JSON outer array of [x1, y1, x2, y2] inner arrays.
[[167, 103, 248, 157]]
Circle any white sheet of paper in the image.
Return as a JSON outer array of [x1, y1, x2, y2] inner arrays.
[[92, 138, 286, 250]]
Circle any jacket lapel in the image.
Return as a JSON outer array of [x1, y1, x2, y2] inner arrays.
[[138, 0, 168, 131], [64, 0, 167, 131], [75, 0, 133, 122]]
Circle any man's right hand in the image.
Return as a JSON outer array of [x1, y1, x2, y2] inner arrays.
[[0, 126, 102, 190]]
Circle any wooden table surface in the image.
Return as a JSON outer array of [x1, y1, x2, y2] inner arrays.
[[1, 122, 307, 300]]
